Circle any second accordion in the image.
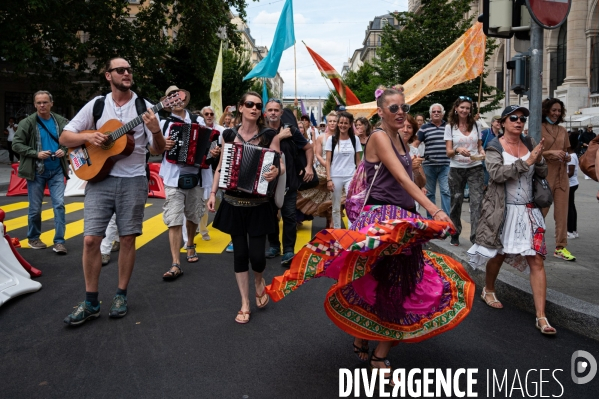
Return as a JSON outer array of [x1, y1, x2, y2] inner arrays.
[[165, 122, 212, 168], [218, 142, 280, 196]]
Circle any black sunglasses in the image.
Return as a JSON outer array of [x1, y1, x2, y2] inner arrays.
[[204, 112, 214, 116], [459, 96, 473, 102], [243, 101, 263, 110], [508, 115, 528, 123], [388, 103, 411, 114], [108, 67, 133, 75]]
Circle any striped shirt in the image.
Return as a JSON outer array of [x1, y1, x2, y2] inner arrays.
[[417, 121, 450, 166]]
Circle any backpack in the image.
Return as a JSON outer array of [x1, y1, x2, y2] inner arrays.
[[330, 134, 357, 165], [579, 135, 599, 181], [92, 95, 148, 129], [345, 135, 380, 223]]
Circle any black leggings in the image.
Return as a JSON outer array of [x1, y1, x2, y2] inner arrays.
[[567, 184, 578, 232], [231, 234, 267, 274]]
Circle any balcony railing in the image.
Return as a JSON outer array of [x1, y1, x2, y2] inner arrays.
[[591, 94, 599, 108]]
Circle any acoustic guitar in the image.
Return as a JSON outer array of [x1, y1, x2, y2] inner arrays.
[[67, 91, 185, 182]]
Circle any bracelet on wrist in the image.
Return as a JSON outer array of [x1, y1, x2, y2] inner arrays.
[[151, 131, 161, 135], [432, 209, 444, 218]]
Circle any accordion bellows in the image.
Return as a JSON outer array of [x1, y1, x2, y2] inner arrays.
[[219, 142, 280, 196]]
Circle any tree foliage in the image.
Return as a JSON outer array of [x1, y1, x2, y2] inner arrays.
[[374, 0, 503, 115], [0, 0, 254, 111]]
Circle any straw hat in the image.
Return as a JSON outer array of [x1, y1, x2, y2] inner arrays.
[[160, 85, 190, 111], [588, 123, 594, 128]]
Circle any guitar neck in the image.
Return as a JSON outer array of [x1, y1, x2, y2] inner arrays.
[[110, 102, 164, 140]]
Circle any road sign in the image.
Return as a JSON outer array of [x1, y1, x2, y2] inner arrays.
[[525, 0, 571, 29]]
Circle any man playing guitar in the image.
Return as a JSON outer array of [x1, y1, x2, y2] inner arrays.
[[59, 57, 166, 326]]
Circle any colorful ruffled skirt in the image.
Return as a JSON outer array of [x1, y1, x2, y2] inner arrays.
[[266, 205, 475, 342]]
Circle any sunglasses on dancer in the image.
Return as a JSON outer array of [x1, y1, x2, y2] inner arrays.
[[387, 103, 411, 114], [108, 67, 133, 75], [243, 101, 263, 110], [508, 115, 528, 123]]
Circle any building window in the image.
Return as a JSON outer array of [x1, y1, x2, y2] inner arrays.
[[556, 22, 567, 88], [591, 33, 599, 94], [381, 18, 388, 28]]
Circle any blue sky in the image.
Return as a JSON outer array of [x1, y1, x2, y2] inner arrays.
[[243, 0, 408, 99]]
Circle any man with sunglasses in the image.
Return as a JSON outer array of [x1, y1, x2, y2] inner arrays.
[[412, 103, 451, 217], [59, 57, 166, 326], [264, 98, 314, 266]]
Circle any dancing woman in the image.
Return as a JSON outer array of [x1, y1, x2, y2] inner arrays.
[[467, 105, 555, 334], [267, 87, 474, 377], [207, 91, 282, 324]]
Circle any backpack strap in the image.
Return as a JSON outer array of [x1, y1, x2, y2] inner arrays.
[[92, 96, 106, 130]]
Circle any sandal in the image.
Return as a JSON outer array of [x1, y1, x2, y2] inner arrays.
[[353, 339, 369, 362], [256, 278, 269, 309], [235, 310, 251, 324], [186, 244, 199, 263], [163, 263, 183, 281], [481, 287, 503, 309], [536, 317, 557, 335], [369, 352, 395, 387]]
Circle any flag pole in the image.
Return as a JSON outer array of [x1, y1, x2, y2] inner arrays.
[[477, 73, 484, 114], [294, 43, 297, 101]]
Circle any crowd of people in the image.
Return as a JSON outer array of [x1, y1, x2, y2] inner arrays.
[[7, 55, 598, 380]]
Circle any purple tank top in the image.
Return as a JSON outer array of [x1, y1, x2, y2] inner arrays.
[[364, 133, 416, 209]]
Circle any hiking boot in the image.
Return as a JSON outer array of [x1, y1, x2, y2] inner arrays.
[[265, 247, 281, 259], [554, 248, 575, 261], [226, 242, 234, 253], [53, 243, 67, 255], [28, 239, 47, 250], [450, 235, 460, 246], [111, 241, 120, 252], [109, 294, 128, 318], [101, 254, 111, 266], [281, 252, 294, 267], [64, 301, 100, 326]]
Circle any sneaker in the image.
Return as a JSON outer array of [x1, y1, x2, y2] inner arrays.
[[265, 247, 281, 259], [450, 235, 460, 246], [567, 232, 576, 239], [226, 242, 234, 253], [201, 232, 211, 241], [64, 301, 100, 326], [53, 243, 67, 254], [28, 239, 47, 249], [101, 254, 111, 266], [281, 252, 294, 267], [554, 248, 576, 261], [108, 294, 128, 318], [573, 231, 579, 238], [111, 241, 120, 252]]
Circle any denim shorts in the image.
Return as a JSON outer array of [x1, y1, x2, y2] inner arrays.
[[84, 176, 148, 237]]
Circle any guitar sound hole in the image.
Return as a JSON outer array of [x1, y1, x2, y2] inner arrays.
[[100, 133, 115, 150]]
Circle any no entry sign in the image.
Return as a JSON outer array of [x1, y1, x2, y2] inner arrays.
[[526, 0, 571, 29]]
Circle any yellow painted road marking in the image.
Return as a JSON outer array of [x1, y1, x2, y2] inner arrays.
[[295, 220, 313, 253], [0, 202, 46, 213], [20, 204, 152, 248], [4, 203, 85, 233], [136, 211, 167, 249], [181, 223, 231, 254]]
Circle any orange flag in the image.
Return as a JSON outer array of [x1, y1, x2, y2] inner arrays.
[[304, 43, 361, 106]]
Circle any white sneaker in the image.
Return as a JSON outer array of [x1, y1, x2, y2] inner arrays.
[[567, 232, 576, 239], [584, 175, 591, 180], [573, 231, 579, 238]]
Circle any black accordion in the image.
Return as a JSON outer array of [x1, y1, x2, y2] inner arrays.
[[218, 142, 280, 196], [165, 122, 212, 167]]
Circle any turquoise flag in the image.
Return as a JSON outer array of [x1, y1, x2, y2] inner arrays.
[[243, 0, 295, 80]]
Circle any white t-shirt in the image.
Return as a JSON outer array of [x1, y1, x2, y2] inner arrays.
[[6, 124, 16, 141], [159, 111, 209, 188], [64, 92, 156, 178], [568, 153, 579, 187], [444, 123, 483, 168], [325, 136, 363, 177]]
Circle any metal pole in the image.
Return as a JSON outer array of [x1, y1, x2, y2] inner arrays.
[[505, 38, 511, 107], [528, 20, 543, 144]]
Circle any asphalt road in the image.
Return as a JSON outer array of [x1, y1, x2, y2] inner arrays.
[[1, 196, 598, 398]]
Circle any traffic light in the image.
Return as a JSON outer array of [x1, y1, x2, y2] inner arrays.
[[512, 0, 532, 41], [506, 53, 529, 96], [482, 0, 514, 38]]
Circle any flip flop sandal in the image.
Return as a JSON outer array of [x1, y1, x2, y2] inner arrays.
[[353, 339, 369, 362], [163, 263, 183, 281], [235, 310, 251, 324], [256, 278, 269, 308], [185, 244, 199, 263]]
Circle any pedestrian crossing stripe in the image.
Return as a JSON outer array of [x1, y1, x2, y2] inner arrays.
[[2, 201, 319, 254], [19, 204, 152, 249]]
